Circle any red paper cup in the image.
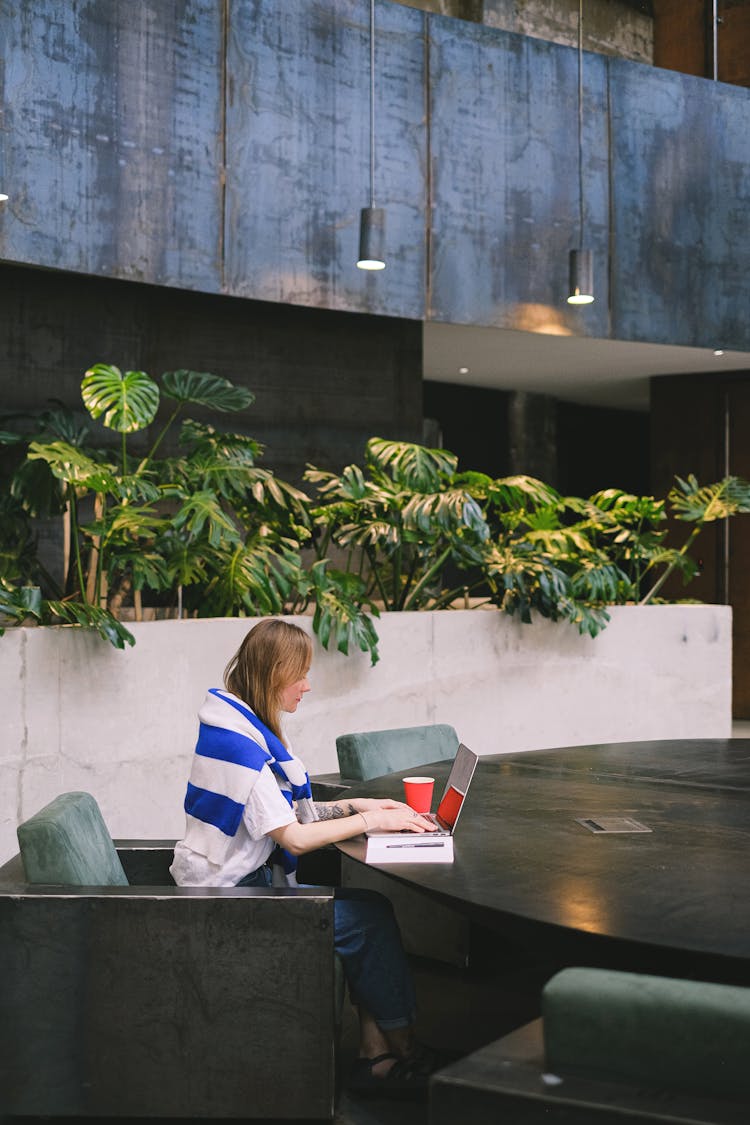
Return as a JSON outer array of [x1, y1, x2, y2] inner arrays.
[[403, 776, 435, 814]]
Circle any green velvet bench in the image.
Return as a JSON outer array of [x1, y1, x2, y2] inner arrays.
[[0, 791, 341, 1120], [430, 967, 750, 1123]]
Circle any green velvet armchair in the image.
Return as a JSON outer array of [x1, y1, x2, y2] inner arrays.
[[0, 792, 339, 1119]]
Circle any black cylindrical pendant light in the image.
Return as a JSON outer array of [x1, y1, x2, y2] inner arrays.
[[357, 0, 386, 270], [358, 206, 386, 270], [567, 0, 593, 305], [568, 248, 594, 305]]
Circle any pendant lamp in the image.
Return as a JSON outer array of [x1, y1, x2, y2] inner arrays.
[[357, 0, 386, 270], [567, 0, 594, 305]]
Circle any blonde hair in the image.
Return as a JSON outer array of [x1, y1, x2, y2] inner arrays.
[[224, 619, 312, 741]]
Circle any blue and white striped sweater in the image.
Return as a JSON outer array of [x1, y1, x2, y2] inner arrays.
[[182, 688, 317, 873]]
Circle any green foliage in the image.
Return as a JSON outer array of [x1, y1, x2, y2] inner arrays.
[[307, 444, 750, 640], [81, 365, 160, 433], [0, 579, 134, 649], [1, 365, 319, 651], [305, 437, 491, 614], [3, 388, 748, 660], [305, 561, 381, 664], [161, 369, 255, 412]]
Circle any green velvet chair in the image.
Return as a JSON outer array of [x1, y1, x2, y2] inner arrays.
[[0, 791, 340, 1119], [430, 967, 750, 1123], [16, 790, 130, 886], [336, 722, 459, 782]]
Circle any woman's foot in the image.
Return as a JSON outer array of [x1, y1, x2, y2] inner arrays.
[[346, 1046, 439, 1100]]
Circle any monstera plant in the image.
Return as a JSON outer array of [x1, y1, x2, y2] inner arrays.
[[3, 393, 749, 665], [1, 363, 388, 661], [305, 437, 490, 612], [306, 439, 750, 641]]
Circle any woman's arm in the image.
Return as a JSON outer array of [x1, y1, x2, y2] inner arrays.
[[271, 803, 436, 856], [312, 796, 411, 820]]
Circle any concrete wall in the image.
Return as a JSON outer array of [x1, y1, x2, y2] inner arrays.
[[392, 0, 654, 64], [0, 604, 731, 864], [484, 0, 653, 62]]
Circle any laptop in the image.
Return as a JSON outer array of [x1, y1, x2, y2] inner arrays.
[[367, 742, 479, 839]]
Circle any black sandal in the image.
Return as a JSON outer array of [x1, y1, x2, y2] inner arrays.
[[346, 1047, 437, 1100]]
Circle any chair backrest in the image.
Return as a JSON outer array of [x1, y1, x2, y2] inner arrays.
[[336, 723, 459, 782], [542, 967, 750, 1101], [17, 791, 129, 886]]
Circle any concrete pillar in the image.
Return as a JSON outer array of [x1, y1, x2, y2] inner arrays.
[[507, 390, 558, 484]]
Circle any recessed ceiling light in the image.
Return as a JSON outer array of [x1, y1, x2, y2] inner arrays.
[[459, 366, 469, 375], [713, 350, 725, 357]]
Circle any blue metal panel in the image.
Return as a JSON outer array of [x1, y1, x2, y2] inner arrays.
[[224, 0, 427, 319], [0, 0, 223, 291], [428, 18, 610, 339], [609, 59, 750, 350], [1, 1, 749, 353]]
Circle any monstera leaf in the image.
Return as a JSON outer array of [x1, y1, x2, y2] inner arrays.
[[27, 441, 118, 494], [366, 437, 457, 492], [161, 369, 254, 413], [82, 365, 160, 433]]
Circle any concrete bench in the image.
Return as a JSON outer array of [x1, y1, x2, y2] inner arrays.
[[0, 791, 340, 1119], [430, 967, 750, 1123]]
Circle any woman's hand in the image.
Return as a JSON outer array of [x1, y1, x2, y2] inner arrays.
[[350, 796, 414, 814], [360, 806, 437, 834], [271, 802, 435, 855]]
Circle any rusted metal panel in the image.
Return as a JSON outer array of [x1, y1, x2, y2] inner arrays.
[[609, 59, 750, 350], [428, 19, 610, 339], [1, 0, 749, 355], [0, 0, 223, 291], [223, 0, 427, 318]]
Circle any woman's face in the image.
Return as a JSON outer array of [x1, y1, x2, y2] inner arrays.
[[279, 668, 311, 713]]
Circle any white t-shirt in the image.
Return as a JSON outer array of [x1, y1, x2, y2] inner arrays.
[[170, 762, 297, 887]]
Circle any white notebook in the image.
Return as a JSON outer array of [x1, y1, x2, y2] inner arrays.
[[364, 833, 454, 864]]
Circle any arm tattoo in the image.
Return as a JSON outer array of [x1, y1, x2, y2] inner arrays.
[[314, 801, 358, 820]]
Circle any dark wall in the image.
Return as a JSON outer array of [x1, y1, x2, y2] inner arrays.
[[556, 403, 650, 496], [423, 382, 511, 477], [423, 379, 649, 495], [0, 263, 422, 485]]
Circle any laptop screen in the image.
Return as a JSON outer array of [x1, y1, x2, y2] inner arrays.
[[435, 743, 478, 831]]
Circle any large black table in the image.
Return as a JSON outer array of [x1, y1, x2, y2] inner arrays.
[[337, 739, 750, 986]]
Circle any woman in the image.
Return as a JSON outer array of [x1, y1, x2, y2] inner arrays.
[[170, 618, 439, 1096]]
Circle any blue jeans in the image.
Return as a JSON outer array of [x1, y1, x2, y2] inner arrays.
[[236, 865, 416, 1030]]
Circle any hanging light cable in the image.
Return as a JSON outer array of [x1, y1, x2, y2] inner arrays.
[[568, 0, 594, 305], [357, 0, 386, 270]]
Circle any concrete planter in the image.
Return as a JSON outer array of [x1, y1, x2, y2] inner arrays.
[[0, 605, 731, 863]]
